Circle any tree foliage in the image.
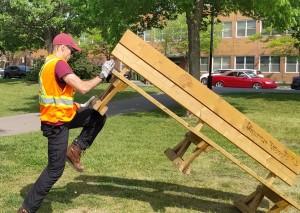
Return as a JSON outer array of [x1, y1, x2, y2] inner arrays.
[[154, 14, 222, 55], [73, 0, 299, 79], [0, 0, 86, 52], [1, 0, 299, 80]]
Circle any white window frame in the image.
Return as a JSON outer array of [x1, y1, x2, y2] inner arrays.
[[200, 57, 209, 72], [235, 56, 255, 69], [222, 22, 232, 38], [285, 56, 299, 73], [143, 31, 151, 42], [236, 20, 257, 37], [259, 56, 280, 73], [213, 56, 231, 70]]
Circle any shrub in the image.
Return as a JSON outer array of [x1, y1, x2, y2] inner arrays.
[[26, 52, 99, 82], [69, 52, 99, 79], [25, 57, 44, 82]]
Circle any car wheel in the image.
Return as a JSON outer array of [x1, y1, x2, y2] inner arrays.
[[215, 81, 224, 87], [3, 73, 8, 79], [201, 77, 208, 85], [252, 82, 262, 89]]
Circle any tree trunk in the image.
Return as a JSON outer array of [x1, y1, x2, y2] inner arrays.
[[186, 0, 203, 80], [45, 29, 58, 53]]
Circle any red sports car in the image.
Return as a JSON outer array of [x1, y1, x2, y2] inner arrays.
[[212, 70, 277, 89]]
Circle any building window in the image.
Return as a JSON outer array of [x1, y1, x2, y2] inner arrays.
[[153, 29, 165, 42], [213, 56, 230, 70], [260, 56, 280, 72], [200, 57, 208, 72], [143, 31, 151, 42], [261, 22, 281, 36], [286, 56, 299, 73], [222, 22, 232, 38], [237, 20, 256, 37], [236, 56, 254, 69]]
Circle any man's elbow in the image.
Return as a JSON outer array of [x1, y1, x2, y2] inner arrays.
[[77, 88, 89, 94], [74, 84, 89, 94]]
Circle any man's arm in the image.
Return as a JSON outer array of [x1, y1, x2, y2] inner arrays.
[[63, 74, 103, 94], [63, 59, 115, 94]]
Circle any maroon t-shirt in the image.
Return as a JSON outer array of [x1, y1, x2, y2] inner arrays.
[[55, 60, 73, 89]]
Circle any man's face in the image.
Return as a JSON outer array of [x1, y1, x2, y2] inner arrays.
[[61, 45, 74, 61]]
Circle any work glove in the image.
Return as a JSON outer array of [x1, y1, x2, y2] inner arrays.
[[80, 96, 96, 108], [99, 59, 115, 80]]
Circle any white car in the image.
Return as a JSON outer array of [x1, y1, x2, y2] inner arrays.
[[200, 69, 231, 84], [200, 69, 264, 84], [0, 68, 4, 78]]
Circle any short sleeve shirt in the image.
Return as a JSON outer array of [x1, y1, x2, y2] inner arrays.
[[55, 60, 73, 89]]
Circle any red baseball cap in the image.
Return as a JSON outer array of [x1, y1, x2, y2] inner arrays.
[[53, 33, 81, 52]]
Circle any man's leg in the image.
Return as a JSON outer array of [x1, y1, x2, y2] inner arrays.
[[21, 124, 69, 213], [66, 107, 106, 171]]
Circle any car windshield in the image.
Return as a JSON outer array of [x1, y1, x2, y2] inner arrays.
[[18, 65, 31, 72], [245, 71, 257, 78]]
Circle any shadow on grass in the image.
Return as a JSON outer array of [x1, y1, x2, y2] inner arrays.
[[20, 175, 268, 212]]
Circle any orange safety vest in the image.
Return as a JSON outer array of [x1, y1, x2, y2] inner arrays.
[[39, 54, 77, 123]]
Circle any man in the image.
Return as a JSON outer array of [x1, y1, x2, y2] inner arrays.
[[18, 33, 115, 213]]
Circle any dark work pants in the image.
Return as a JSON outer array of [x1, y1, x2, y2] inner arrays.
[[22, 107, 106, 213]]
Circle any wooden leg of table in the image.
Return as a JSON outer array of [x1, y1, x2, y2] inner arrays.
[[234, 186, 264, 213], [179, 140, 209, 174], [165, 136, 190, 160], [261, 185, 290, 213]]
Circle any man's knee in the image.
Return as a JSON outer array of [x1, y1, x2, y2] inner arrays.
[[93, 110, 107, 126], [48, 163, 65, 180]]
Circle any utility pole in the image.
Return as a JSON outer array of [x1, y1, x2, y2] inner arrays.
[[207, 3, 215, 89]]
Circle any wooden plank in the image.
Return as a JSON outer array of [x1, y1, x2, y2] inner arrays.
[[111, 46, 297, 185], [117, 30, 300, 174], [112, 71, 300, 211]]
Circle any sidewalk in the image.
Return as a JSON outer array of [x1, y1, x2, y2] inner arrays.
[[1, 86, 298, 137], [0, 94, 177, 137]]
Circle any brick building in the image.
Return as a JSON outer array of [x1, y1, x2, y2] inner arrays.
[[142, 13, 299, 83]]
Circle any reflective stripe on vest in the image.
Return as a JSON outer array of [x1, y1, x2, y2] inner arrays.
[[39, 95, 74, 106]]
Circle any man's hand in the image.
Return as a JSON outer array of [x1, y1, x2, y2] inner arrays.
[[100, 59, 115, 79]]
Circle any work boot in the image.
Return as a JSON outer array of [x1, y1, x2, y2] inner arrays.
[[66, 144, 84, 172], [17, 207, 29, 213]]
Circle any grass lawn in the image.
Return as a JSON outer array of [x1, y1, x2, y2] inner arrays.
[[0, 84, 300, 212], [0, 79, 159, 117]]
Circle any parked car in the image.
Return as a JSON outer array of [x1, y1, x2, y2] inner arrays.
[[200, 69, 232, 84], [291, 76, 300, 90], [3, 65, 31, 78], [0, 68, 4, 78], [200, 69, 264, 85], [212, 70, 277, 89]]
